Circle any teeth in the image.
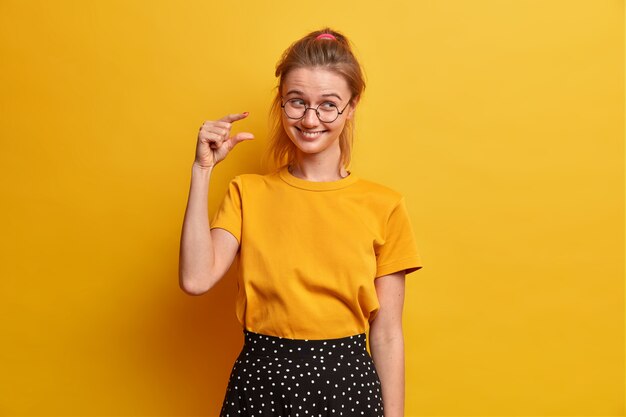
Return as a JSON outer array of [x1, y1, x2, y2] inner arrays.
[[301, 130, 323, 138]]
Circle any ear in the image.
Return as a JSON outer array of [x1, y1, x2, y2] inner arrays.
[[347, 96, 360, 120]]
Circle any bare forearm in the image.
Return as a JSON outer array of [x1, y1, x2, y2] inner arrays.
[[179, 163, 215, 294], [370, 334, 405, 417]]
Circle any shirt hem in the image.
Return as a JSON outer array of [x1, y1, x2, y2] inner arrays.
[[375, 257, 423, 278]]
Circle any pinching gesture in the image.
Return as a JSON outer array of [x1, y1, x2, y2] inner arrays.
[[195, 112, 254, 169]]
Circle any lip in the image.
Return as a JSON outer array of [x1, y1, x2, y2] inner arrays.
[[296, 126, 327, 141]]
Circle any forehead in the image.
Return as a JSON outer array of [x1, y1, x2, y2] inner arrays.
[[282, 67, 349, 96]]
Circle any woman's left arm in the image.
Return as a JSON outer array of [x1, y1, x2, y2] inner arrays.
[[369, 270, 406, 417]]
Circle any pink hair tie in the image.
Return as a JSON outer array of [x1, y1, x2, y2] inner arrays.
[[316, 33, 337, 41]]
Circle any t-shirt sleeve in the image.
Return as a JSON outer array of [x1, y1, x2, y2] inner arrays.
[[375, 197, 423, 278], [210, 176, 243, 244]]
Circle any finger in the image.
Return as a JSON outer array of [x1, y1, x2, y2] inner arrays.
[[227, 133, 255, 150], [201, 131, 226, 144], [201, 121, 231, 131], [219, 112, 250, 123], [201, 126, 229, 138], [213, 121, 232, 130], [230, 132, 255, 143]]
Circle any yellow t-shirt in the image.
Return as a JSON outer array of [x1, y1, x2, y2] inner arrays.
[[210, 165, 422, 340]]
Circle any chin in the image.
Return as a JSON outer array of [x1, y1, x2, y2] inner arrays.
[[292, 142, 325, 155], [290, 135, 327, 150]]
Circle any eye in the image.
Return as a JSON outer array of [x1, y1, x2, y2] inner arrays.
[[319, 101, 338, 109], [288, 98, 306, 108]]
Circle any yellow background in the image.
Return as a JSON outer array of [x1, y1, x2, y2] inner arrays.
[[0, 0, 623, 416]]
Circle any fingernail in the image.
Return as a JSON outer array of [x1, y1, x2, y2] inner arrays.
[[243, 112, 249, 116]]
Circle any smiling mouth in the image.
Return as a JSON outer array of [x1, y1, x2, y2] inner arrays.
[[296, 127, 327, 139]]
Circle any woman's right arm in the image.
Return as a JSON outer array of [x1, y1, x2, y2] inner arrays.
[[178, 113, 254, 295]]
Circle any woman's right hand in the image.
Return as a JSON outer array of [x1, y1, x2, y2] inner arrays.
[[194, 112, 254, 169]]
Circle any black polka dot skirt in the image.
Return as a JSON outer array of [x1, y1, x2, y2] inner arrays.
[[219, 329, 384, 416]]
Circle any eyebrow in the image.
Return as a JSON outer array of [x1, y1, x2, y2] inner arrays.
[[322, 93, 343, 100], [285, 89, 343, 101]]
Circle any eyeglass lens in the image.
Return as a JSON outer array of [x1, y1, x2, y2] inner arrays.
[[283, 99, 340, 123]]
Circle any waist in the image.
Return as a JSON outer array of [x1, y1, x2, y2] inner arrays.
[[242, 329, 368, 360]]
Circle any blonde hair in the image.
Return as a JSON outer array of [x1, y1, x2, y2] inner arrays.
[[263, 28, 366, 172]]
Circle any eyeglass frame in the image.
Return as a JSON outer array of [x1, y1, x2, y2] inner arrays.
[[280, 97, 352, 123]]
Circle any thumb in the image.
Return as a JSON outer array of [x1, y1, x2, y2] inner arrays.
[[231, 132, 255, 144]]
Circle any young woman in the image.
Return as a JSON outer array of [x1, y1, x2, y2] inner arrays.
[[179, 28, 422, 417]]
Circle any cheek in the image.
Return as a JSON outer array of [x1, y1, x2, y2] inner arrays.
[[281, 114, 294, 129], [281, 118, 297, 141], [281, 119, 291, 137], [333, 120, 348, 134]]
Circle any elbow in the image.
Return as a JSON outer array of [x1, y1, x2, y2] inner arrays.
[[179, 283, 207, 296], [369, 328, 404, 347], [369, 319, 404, 347], [178, 272, 214, 296]]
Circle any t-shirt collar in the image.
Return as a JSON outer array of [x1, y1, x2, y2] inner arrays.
[[278, 165, 358, 191]]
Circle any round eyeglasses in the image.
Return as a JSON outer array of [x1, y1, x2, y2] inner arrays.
[[281, 98, 351, 123]]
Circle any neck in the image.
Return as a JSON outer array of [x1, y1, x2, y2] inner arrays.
[[289, 152, 348, 182]]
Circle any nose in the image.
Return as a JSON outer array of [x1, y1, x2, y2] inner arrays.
[[301, 108, 319, 128]]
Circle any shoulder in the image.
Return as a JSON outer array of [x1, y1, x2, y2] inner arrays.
[[353, 176, 405, 205], [237, 170, 280, 183], [227, 170, 282, 191]]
